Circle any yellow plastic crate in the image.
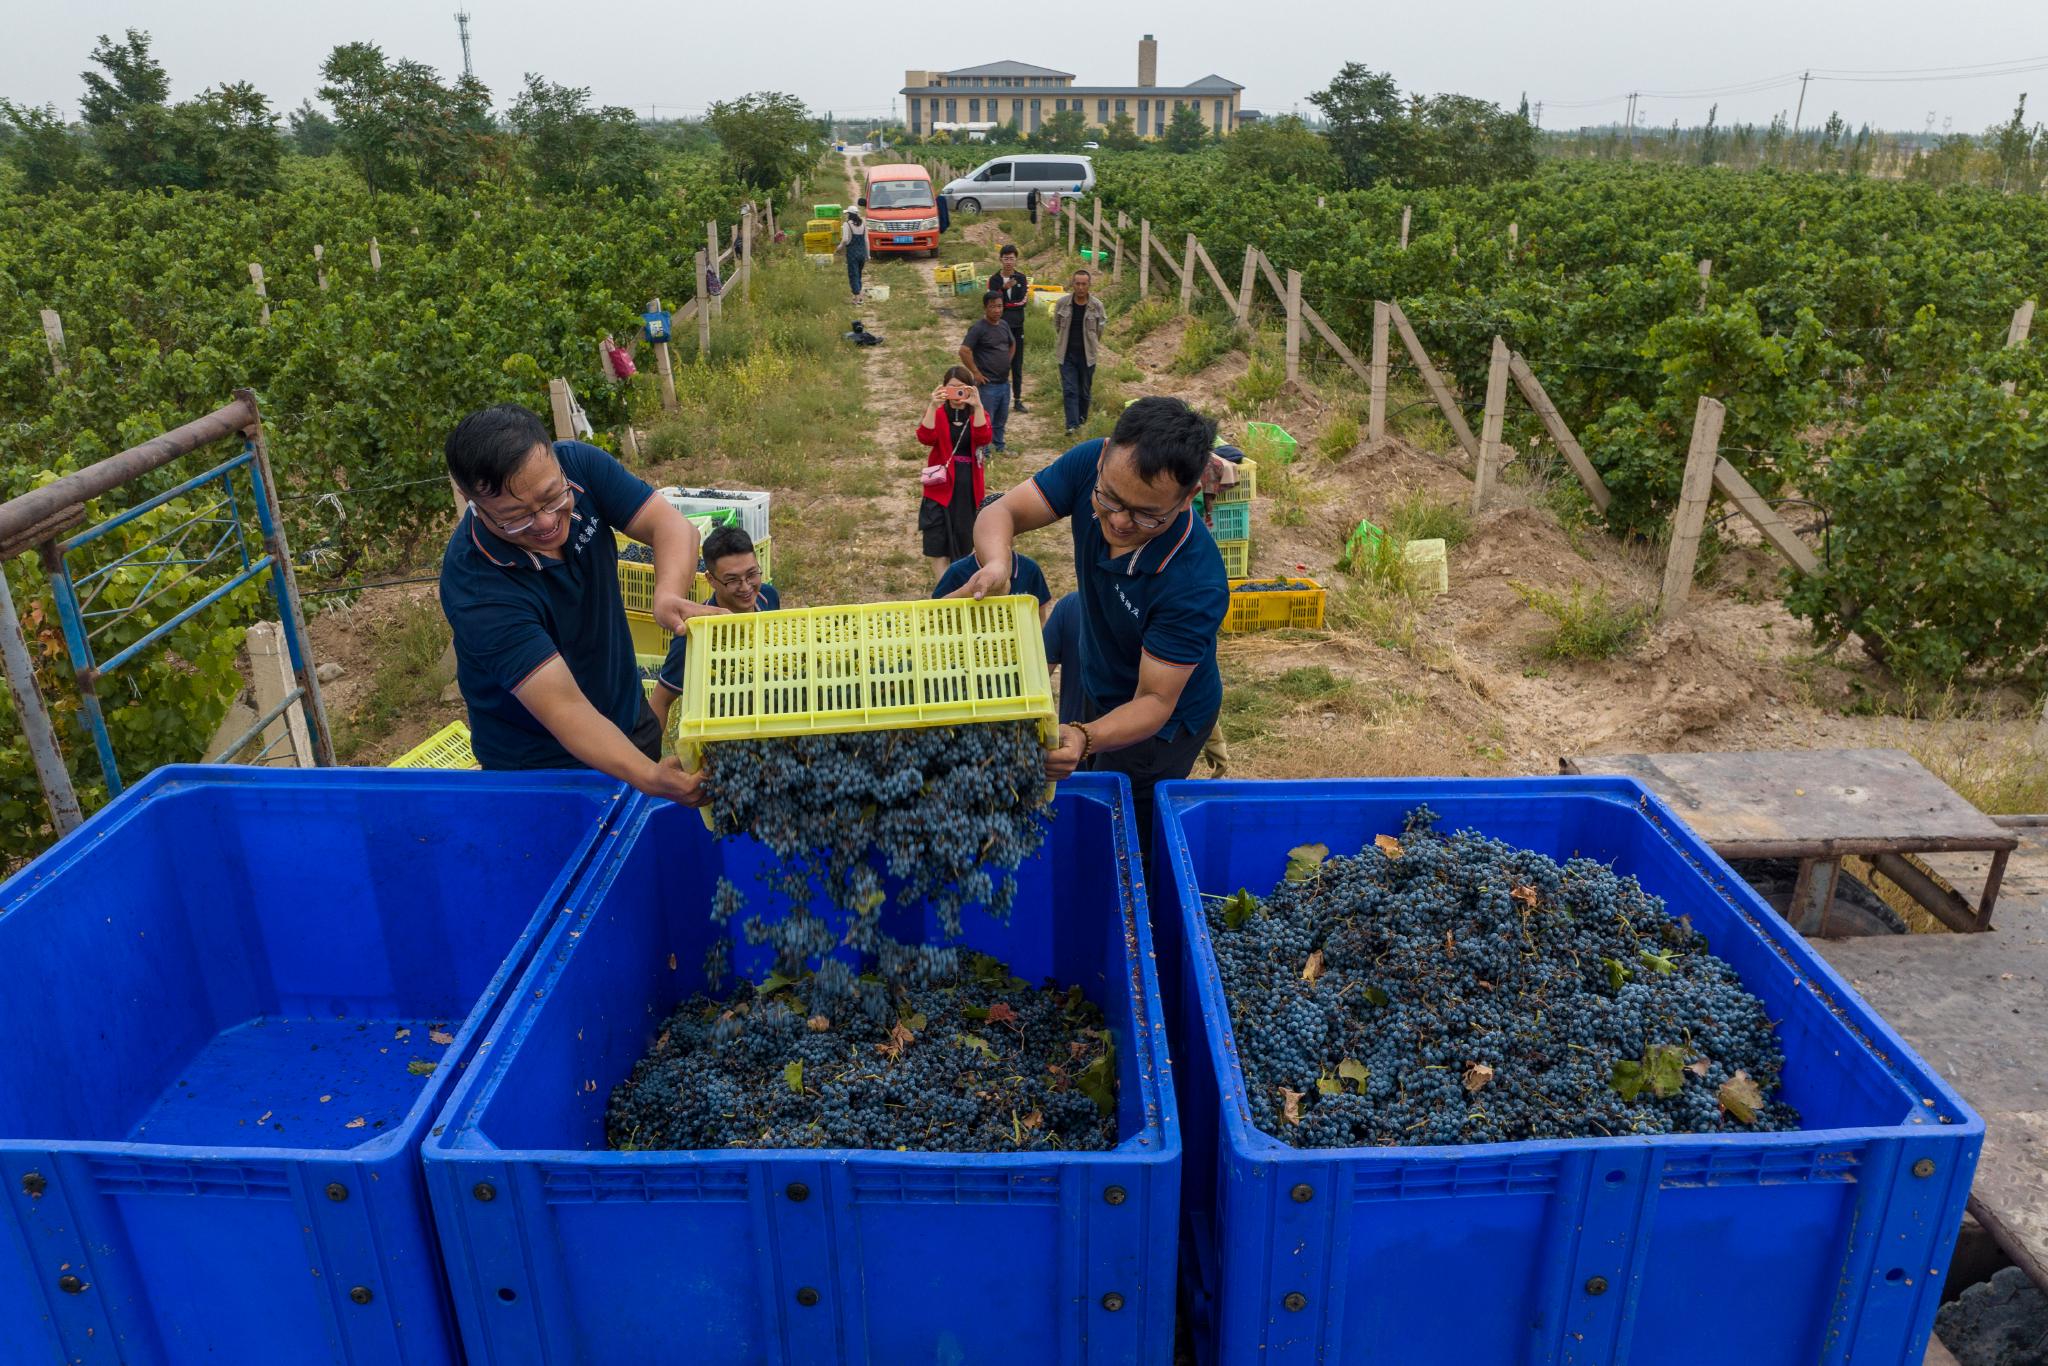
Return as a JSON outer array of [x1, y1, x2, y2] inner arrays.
[[1212, 455, 1258, 505], [626, 610, 670, 657], [1404, 537, 1450, 595], [1027, 283, 1066, 301], [674, 595, 1056, 769], [388, 721, 478, 770], [1222, 577, 1326, 634], [805, 217, 838, 233], [616, 535, 772, 613], [1217, 538, 1250, 578], [934, 264, 960, 285], [803, 231, 837, 249]]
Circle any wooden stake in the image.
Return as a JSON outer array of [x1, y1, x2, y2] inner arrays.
[[1238, 245, 1258, 319], [1191, 239, 1242, 324], [38, 309, 65, 377], [1301, 302, 1371, 385], [1369, 302, 1390, 442], [706, 222, 722, 319], [1698, 258, 1713, 310], [1399, 205, 1411, 250], [741, 207, 754, 300], [1713, 457, 1819, 574], [1139, 220, 1151, 295], [369, 237, 382, 273], [695, 251, 712, 358], [651, 295, 679, 409], [1180, 234, 1197, 312], [1284, 269, 1302, 384], [1658, 396, 1727, 618], [1111, 220, 1121, 283], [1508, 352, 1611, 513], [1253, 250, 1285, 301], [313, 243, 328, 291], [621, 426, 641, 462], [1508, 222, 1519, 256], [2003, 299, 2034, 397], [248, 262, 270, 326], [1388, 303, 1481, 463], [1472, 336, 1511, 512], [1092, 197, 1103, 264], [548, 378, 577, 442]]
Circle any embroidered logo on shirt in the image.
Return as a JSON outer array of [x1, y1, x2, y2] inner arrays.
[[1113, 583, 1141, 620]]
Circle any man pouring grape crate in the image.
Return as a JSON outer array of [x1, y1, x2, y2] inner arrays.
[[438, 403, 718, 804], [957, 397, 1230, 848]]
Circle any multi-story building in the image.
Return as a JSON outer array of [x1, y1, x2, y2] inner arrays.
[[901, 35, 1244, 142]]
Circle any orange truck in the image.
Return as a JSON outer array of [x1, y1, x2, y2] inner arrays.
[[864, 163, 941, 257]]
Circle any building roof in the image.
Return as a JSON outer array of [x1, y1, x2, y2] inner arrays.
[[941, 60, 1075, 79], [1185, 74, 1245, 91], [904, 82, 1240, 98]]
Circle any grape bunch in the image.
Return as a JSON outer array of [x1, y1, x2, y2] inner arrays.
[[606, 952, 1118, 1153], [618, 541, 653, 565], [1232, 578, 1311, 594], [1211, 806, 1799, 1148]]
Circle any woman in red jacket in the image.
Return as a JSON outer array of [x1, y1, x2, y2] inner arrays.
[[917, 364, 993, 581]]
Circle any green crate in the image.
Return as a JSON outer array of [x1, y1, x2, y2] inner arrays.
[[813, 203, 843, 218], [1245, 422, 1299, 465]]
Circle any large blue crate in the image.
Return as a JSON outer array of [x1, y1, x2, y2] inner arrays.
[[0, 766, 625, 1365], [423, 772, 1179, 1365], [1153, 777, 1982, 1366]]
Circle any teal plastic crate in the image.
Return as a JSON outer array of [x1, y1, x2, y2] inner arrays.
[[1208, 499, 1251, 542]]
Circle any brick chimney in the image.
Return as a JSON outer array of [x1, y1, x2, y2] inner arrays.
[[1138, 35, 1157, 88]]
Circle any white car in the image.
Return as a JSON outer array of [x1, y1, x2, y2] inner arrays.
[[1082, 141, 1100, 149], [941, 154, 1096, 214]]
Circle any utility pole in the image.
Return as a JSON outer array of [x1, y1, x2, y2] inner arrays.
[[454, 9, 474, 81], [1533, 101, 1543, 129], [1625, 93, 1639, 154], [1791, 70, 1811, 151]]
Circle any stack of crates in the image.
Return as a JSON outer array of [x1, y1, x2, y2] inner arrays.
[[803, 215, 837, 260], [1208, 452, 1257, 579], [952, 264, 984, 297], [622, 487, 773, 650]]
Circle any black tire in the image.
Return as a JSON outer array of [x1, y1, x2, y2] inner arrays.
[[956, 197, 982, 215]]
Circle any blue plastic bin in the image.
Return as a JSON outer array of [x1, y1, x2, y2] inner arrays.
[[1153, 777, 1982, 1366], [0, 766, 625, 1365], [423, 772, 1179, 1365]]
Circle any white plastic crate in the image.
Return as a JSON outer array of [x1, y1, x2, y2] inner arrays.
[[656, 486, 771, 548]]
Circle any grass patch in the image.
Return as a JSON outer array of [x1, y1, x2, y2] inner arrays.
[[1319, 414, 1360, 459], [1511, 581, 1647, 660], [1382, 487, 1472, 548], [1227, 357, 1287, 414], [330, 599, 450, 762], [1326, 578, 1422, 654], [1219, 665, 1357, 743], [1171, 315, 1239, 375], [1108, 358, 1143, 384], [1120, 297, 1179, 346]]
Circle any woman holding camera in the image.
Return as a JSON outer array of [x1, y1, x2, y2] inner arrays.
[[916, 365, 993, 581]]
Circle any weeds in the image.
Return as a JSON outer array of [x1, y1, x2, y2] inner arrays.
[[1228, 358, 1287, 414], [1382, 487, 1472, 548], [331, 599, 451, 762], [1320, 414, 1360, 458], [1120, 297, 1178, 345], [1172, 315, 1239, 375], [1511, 581, 1647, 660]]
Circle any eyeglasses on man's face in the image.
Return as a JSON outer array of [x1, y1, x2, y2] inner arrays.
[[1090, 463, 1183, 531], [711, 565, 764, 591], [482, 483, 572, 536]]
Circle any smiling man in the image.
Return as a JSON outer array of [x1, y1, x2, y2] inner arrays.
[[438, 403, 714, 804], [958, 397, 1227, 845]]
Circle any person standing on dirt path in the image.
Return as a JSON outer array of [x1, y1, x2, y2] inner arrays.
[[438, 403, 714, 805], [959, 291, 1017, 453], [918, 365, 996, 579], [955, 397, 1228, 848], [993, 245, 1031, 412], [840, 202, 869, 304], [647, 524, 780, 727], [1053, 269, 1106, 435]]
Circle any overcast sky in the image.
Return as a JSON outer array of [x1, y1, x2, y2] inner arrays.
[[5, 0, 2045, 136]]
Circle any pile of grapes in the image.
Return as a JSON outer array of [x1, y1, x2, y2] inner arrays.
[[607, 952, 1118, 1152], [1231, 578, 1313, 594], [608, 720, 1087, 1152], [1211, 807, 1799, 1148], [618, 541, 652, 564]]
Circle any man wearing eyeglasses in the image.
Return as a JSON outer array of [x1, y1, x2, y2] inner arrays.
[[956, 397, 1228, 846], [439, 403, 716, 804], [647, 524, 780, 726]]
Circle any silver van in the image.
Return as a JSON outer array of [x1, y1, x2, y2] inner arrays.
[[942, 155, 1095, 214]]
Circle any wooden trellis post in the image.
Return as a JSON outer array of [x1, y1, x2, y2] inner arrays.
[[1399, 205, 1411, 250], [369, 237, 382, 273], [1368, 302, 1390, 442], [695, 251, 712, 358], [1698, 259, 1713, 310], [313, 244, 328, 291], [249, 263, 270, 326], [1138, 220, 1151, 296], [1508, 353, 1611, 513], [1658, 396, 1728, 619], [38, 309, 65, 377], [1284, 270, 1302, 384], [548, 379, 577, 441], [1092, 197, 1103, 264], [2003, 299, 2035, 397], [741, 206, 754, 300], [706, 221, 723, 320], [1388, 303, 1481, 464], [1472, 337, 1511, 512], [1238, 246, 1258, 320], [650, 296, 679, 409], [1180, 235, 1197, 312]]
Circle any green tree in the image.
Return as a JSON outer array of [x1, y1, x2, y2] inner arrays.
[[706, 91, 812, 191], [1163, 102, 1208, 152], [1991, 94, 2041, 192], [0, 100, 87, 190], [508, 74, 656, 196], [1309, 64, 1415, 185], [1038, 108, 1087, 150], [167, 82, 283, 194], [319, 42, 497, 192], [79, 28, 174, 188], [1102, 112, 1140, 151], [1223, 114, 1340, 184], [288, 99, 338, 156], [1410, 92, 1537, 186]]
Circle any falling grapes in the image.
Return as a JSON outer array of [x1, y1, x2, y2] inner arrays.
[[1212, 806, 1799, 1148]]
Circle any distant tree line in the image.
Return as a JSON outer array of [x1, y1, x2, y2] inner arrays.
[[0, 29, 820, 198]]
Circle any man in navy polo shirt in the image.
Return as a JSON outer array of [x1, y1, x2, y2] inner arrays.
[[930, 549, 1053, 623], [958, 397, 1227, 845], [647, 524, 782, 726], [438, 403, 714, 803]]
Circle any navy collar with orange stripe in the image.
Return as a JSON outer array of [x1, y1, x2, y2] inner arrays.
[[1095, 504, 1195, 578]]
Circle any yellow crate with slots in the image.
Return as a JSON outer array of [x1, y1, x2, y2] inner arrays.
[[388, 721, 478, 770], [803, 234, 837, 254], [805, 217, 838, 234], [1027, 283, 1066, 301], [935, 264, 960, 285], [1217, 538, 1251, 578], [1404, 537, 1450, 595], [615, 535, 772, 614], [626, 610, 670, 658], [672, 596, 1056, 803], [1222, 578, 1326, 634], [1211, 454, 1257, 505]]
